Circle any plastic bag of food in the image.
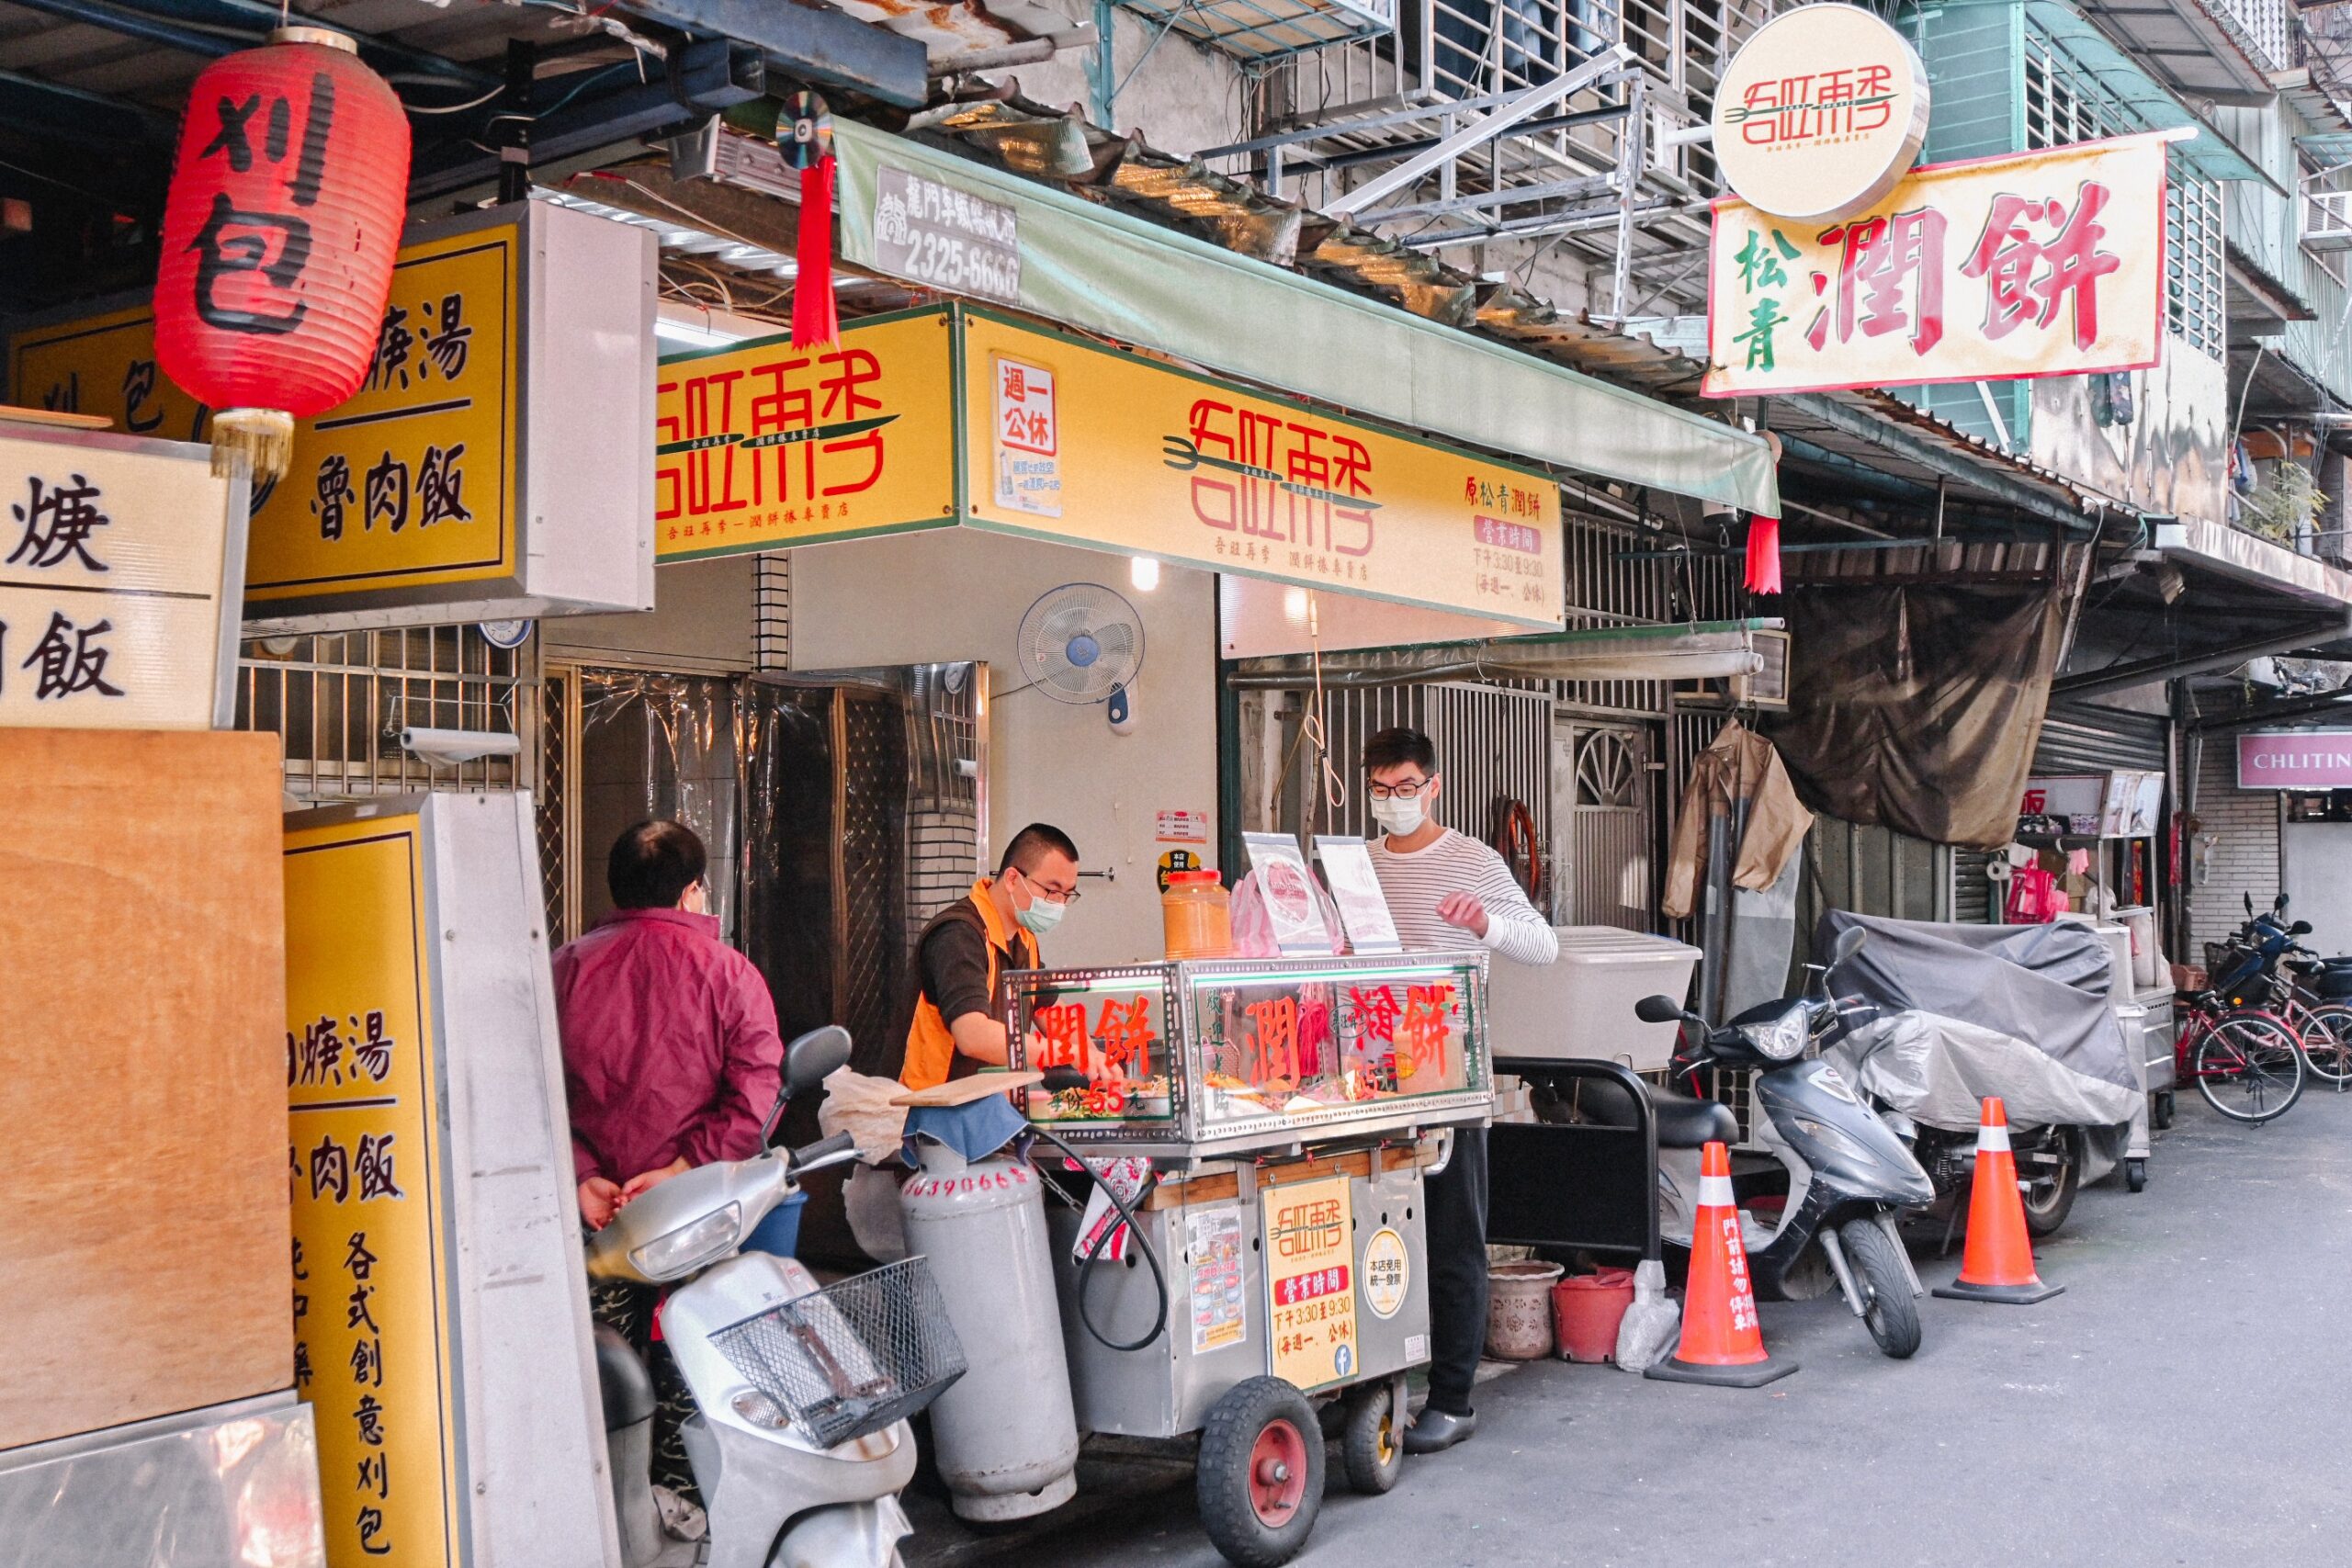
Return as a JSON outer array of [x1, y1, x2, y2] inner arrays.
[[817, 1066, 910, 1164], [1228, 866, 1350, 958]]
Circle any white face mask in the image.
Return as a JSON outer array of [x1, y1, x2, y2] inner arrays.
[[1370, 795, 1427, 837]]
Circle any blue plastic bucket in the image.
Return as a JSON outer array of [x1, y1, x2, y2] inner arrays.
[[741, 1190, 808, 1259]]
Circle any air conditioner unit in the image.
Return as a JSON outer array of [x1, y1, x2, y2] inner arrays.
[[1673, 628, 1791, 711]]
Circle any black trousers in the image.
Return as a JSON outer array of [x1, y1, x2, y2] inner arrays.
[[1423, 1124, 1489, 1416]]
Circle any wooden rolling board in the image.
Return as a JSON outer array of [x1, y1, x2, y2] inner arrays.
[[0, 730, 289, 1450]]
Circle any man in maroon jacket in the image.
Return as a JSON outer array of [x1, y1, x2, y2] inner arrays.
[[555, 818, 784, 1231]]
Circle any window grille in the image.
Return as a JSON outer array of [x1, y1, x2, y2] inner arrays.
[[2021, 32, 2224, 361], [236, 625, 535, 803]]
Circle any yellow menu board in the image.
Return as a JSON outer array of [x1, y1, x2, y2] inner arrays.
[[1262, 1174, 1360, 1391], [285, 814, 459, 1567]]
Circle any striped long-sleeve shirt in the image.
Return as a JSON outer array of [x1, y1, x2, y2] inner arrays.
[[1366, 829, 1560, 967]]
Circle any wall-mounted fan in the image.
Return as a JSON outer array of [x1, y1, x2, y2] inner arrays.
[[1015, 582, 1145, 728]]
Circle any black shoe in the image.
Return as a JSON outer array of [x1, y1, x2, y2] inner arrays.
[[1403, 1407, 1477, 1454]]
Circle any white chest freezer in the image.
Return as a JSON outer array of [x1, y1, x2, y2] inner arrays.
[[1486, 926, 1702, 1071]]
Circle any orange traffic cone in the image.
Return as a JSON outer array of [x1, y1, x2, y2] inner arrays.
[[1933, 1098, 2064, 1305], [1646, 1141, 1797, 1387]]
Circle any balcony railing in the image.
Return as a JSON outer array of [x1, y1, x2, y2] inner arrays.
[[2208, 0, 2292, 74]]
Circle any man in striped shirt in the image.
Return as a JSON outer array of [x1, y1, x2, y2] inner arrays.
[[1364, 727, 1559, 1453]]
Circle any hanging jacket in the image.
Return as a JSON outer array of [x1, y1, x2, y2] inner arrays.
[[1662, 720, 1813, 921]]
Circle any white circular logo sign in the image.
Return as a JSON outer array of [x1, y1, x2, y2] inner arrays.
[[1362, 1228, 1409, 1319], [1713, 5, 1930, 224]]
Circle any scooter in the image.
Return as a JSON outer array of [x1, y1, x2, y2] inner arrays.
[[588, 1025, 964, 1568], [1634, 926, 1937, 1359]]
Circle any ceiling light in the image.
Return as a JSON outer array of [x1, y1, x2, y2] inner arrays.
[[1130, 556, 1161, 592]]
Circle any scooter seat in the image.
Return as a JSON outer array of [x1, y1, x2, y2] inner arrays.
[[1642, 1084, 1741, 1150]]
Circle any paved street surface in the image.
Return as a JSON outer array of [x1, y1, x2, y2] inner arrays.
[[917, 1089, 2352, 1568]]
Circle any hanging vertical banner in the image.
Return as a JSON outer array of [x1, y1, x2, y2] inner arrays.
[[285, 813, 459, 1568], [1703, 132, 2167, 397]]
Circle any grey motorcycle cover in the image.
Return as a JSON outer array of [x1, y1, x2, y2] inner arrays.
[[1816, 911, 2140, 1134]]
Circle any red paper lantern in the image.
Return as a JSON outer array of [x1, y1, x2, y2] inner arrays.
[[154, 26, 411, 479]]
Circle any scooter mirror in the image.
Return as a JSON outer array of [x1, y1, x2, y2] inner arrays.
[[783, 1025, 853, 1099], [1831, 927, 1868, 966], [1634, 994, 1684, 1025], [2246, 892, 2257, 917], [2293, 919, 2314, 936]]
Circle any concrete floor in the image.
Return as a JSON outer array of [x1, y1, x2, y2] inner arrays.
[[921, 1087, 2352, 1568]]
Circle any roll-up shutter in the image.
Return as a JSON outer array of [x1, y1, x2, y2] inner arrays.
[[2031, 697, 2169, 775]]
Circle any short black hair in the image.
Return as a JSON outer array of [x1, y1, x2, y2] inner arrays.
[[608, 819, 707, 909], [1000, 822, 1080, 876], [1364, 727, 1437, 775]]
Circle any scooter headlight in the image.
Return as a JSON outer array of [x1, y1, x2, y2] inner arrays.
[[629, 1202, 742, 1280], [1737, 1010, 1810, 1061]]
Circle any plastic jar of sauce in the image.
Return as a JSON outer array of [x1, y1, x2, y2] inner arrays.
[[1161, 870, 1233, 960]]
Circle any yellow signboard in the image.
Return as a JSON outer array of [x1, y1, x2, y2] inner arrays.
[[1263, 1174, 1360, 1392], [651, 306, 1564, 626], [285, 815, 459, 1568], [958, 311, 1563, 626], [9, 219, 520, 603], [1704, 132, 2167, 397], [0, 429, 240, 728], [655, 307, 957, 561]]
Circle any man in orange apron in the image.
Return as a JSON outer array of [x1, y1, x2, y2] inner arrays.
[[899, 822, 1080, 1090]]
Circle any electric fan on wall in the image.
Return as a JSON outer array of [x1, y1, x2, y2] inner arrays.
[[1015, 582, 1146, 731]]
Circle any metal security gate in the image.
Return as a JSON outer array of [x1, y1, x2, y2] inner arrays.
[[1422, 682, 1556, 896], [1554, 720, 1655, 928]]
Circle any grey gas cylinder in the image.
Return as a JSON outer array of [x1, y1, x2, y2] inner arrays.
[[898, 1144, 1080, 1521]]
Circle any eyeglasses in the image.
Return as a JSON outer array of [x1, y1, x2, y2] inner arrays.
[[1367, 776, 1434, 800], [1015, 869, 1082, 904]]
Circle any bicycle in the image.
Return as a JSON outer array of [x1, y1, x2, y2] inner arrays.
[[2173, 992, 2306, 1124], [2210, 894, 2352, 1088]]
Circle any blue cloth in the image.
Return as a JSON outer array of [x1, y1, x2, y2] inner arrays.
[[900, 1095, 1030, 1168], [742, 1190, 808, 1258]]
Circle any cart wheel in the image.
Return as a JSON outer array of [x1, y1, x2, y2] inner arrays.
[[2153, 1091, 2176, 1131], [2125, 1157, 2147, 1193], [1198, 1377, 1324, 1568], [1340, 1381, 1403, 1495]]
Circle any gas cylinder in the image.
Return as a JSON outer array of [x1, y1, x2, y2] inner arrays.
[[898, 1142, 1080, 1521]]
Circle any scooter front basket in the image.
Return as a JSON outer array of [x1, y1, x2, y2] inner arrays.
[[708, 1257, 968, 1450]]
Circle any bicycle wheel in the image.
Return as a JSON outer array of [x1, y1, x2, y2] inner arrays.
[[2194, 1012, 2307, 1124], [2298, 1003, 2352, 1085]]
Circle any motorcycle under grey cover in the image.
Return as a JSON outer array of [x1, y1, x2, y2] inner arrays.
[[1818, 912, 2139, 1132]]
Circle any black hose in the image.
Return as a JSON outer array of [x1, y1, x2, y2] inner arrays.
[[1031, 1126, 1169, 1354]]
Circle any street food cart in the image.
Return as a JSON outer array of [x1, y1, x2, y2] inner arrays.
[[1002, 951, 1491, 1566]]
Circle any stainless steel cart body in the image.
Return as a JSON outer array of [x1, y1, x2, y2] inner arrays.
[[1001, 952, 1494, 1437]]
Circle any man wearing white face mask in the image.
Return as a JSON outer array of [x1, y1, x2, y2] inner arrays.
[[1362, 728, 1557, 1453], [897, 821, 1082, 1091]]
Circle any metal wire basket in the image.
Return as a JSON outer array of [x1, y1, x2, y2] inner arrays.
[[708, 1258, 968, 1450]]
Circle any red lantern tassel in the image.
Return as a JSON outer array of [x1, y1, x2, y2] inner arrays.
[[1744, 513, 1782, 595], [793, 154, 839, 349]]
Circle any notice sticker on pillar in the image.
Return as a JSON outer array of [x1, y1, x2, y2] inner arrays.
[[1157, 809, 1209, 844], [872, 165, 1021, 305], [991, 355, 1061, 517]]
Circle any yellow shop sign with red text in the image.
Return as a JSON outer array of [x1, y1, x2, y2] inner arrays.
[[655, 305, 1565, 629]]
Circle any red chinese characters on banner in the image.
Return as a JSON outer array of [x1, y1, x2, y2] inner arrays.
[[656, 346, 889, 526], [1243, 996, 1302, 1095], [1960, 186, 2121, 351], [1705, 135, 2164, 397], [1177, 398, 1376, 570], [1399, 984, 1455, 1081], [1732, 65, 1897, 149], [1032, 1002, 1091, 1076], [1094, 996, 1157, 1077]]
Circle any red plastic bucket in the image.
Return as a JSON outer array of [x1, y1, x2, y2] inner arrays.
[[1551, 1268, 1637, 1363]]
